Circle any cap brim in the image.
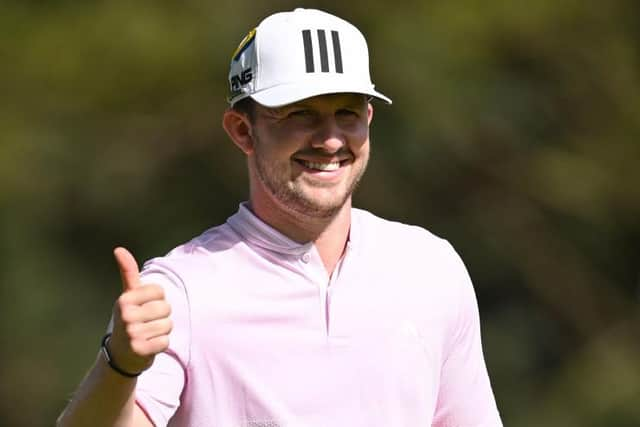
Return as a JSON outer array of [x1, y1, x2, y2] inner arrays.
[[249, 82, 392, 107]]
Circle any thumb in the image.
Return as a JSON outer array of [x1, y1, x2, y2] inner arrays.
[[113, 247, 141, 292]]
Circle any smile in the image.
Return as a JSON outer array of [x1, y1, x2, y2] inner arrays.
[[294, 158, 349, 172], [303, 161, 340, 171]]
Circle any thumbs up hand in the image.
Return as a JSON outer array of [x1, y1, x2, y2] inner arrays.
[[108, 247, 173, 376]]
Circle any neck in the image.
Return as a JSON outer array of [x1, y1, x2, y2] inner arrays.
[[249, 195, 352, 276]]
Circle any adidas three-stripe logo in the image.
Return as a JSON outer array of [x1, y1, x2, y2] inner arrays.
[[301, 29, 343, 73]]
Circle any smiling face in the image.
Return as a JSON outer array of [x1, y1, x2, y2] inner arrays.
[[234, 93, 373, 220]]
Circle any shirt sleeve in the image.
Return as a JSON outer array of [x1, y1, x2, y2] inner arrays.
[[431, 245, 502, 427], [133, 262, 192, 427]]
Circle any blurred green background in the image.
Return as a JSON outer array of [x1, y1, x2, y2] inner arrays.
[[2, 0, 639, 426]]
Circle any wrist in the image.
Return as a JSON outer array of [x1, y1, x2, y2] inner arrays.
[[100, 333, 144, 378]]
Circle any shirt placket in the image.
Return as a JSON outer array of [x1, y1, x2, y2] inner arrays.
[[298, 242, 354, 339], [297, 245, 331, 337], [326, 241, 353, 343]]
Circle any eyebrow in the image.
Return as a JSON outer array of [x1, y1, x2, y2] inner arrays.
[[293, 98, 367, 110], [263, 96, 367, 115]]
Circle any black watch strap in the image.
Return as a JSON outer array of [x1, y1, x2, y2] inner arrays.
[[100, 333, 143, 378]]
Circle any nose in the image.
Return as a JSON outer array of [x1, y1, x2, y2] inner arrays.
[[310, 116, 346, 153]]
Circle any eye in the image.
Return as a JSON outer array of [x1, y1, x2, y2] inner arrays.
[[288, 109, 312, 117], [336, 108, 362, 120]]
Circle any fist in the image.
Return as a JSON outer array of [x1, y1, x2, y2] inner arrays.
[[108, 247, 173, 375]]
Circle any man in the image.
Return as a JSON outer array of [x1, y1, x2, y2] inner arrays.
[[58, 8, 502, 427]]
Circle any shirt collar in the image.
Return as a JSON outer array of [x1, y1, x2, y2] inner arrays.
[[226, 202, 313, 256], [226, 202, 360, 256]]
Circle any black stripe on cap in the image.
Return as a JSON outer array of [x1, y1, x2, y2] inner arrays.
[[331, 31, 343, 73], [302, 30, 314, 73], [317, 30, 329, 72]]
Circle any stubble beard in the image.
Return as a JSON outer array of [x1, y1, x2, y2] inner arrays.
[[252, 135, 369, 220]]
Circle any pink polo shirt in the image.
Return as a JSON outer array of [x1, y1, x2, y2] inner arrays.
[[134, 203, 502, 427]]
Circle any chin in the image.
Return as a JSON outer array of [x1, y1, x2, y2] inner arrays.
[[282, 192, 349, 219], [303, 197, 351, 218]]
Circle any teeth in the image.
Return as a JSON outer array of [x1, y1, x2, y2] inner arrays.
[[304, 161, 340, 171]]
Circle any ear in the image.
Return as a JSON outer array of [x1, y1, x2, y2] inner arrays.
[[222, 109, 254, 155], [367, 102, 374, 125]]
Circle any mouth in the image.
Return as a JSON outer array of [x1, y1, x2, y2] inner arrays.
[[294, 158, 350, 172]]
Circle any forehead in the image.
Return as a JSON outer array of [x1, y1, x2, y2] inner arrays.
[[261, 93, 368, 112]]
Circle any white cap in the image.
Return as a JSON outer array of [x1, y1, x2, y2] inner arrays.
[[227, 8, 392, 107]]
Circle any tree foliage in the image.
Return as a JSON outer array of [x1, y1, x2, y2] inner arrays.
[[2, 1, 638, 425]]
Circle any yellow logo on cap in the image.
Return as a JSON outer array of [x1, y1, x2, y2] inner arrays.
[[231, 28, 256, 61]]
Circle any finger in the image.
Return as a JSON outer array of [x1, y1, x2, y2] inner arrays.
[[131, 335, 170, 357], [140, 299, 172, 319], [114, 247, 141, 292], [118, 284, 166, 307], [126, 318, 173, 341], [120, 298, 171, 324]]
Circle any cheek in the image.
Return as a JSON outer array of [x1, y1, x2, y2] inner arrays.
[[346, 118, 370, 144], [349, 128, 370, 154], [255, 127, 307, 157], [359, 143, 371, 162]]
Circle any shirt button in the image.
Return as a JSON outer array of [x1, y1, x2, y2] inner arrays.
[[301, 252, 311, 263]]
